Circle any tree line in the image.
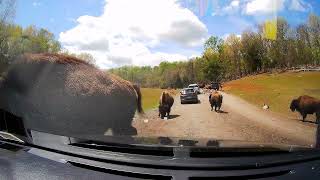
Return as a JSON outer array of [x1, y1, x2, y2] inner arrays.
[[110, 15, 320, 88]]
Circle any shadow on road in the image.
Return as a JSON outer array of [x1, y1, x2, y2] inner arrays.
[[218, 110, 228, 114], [211, 110, 229, 114], [300, 120, 317, 124], [169, 114, 180, 119], [158, 137, 173, 145]]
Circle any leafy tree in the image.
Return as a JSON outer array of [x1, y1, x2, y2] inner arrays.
[[0, 0, 16, 67], [241, 31, 264, 73], [222, 34, 242, 78], [204, 36, 223, 53]]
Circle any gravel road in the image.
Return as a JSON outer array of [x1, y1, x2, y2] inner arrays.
[[133, 92, 318, 146]]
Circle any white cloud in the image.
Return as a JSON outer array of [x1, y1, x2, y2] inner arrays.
[[289, 0, 311, 12], [59, 0, 208, 68], [231, 0, 240, 7], [212, 0, 240, 16], [223, 0, 240, 14], [32, 1, 41, 7], [245, 0, 285, 15]]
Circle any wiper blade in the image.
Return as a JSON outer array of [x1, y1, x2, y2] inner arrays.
[[0, 131, 24, 143], [70, 140, 175, 157]]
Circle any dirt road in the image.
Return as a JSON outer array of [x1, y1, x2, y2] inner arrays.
[[133, 92, 318, 146]]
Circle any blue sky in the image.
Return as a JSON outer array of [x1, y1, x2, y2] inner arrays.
[[15, 0, 320, 68]]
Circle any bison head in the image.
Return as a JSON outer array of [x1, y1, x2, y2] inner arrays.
[[290, 99, 298, 112], [159, 104, 169, 119]]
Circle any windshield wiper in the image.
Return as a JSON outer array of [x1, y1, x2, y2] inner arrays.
[[70, 140, 175, 157]]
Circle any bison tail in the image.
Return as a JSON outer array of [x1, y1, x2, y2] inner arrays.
[[133, 84, 144, 114]]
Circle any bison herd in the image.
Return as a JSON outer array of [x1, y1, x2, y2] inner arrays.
[[158, 89, 224, 119], [0, 53, 319, 140]]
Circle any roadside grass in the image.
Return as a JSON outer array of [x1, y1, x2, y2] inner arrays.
[[223, 72, 320, 116], [141, 88, 179, 111]]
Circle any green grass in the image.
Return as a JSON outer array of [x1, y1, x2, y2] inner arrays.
[[224, 72, 320, 115], [141, 88, 163, 110], [141, 88, 179, 111]]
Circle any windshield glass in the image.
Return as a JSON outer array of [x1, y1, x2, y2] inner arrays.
[[183, 89, 195, 94], [0, 0, 320, 150]]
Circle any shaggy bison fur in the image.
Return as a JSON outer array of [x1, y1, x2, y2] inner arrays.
[[0, 53, 143, 138], [209, 91, 223, 112], [158, 91, 174, 119], [290, 95, 320, 123]]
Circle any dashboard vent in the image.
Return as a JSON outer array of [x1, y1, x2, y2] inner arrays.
[[69, 161, 172, 180]]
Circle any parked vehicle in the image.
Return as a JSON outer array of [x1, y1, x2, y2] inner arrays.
[[180, 88, 199, 104], [188, 84, 200, 94]]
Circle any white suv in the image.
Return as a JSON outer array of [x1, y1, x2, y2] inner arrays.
[[188, 84, 200, 94]]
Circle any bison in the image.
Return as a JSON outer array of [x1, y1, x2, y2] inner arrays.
[[204, 84, 212, 89], [0, 53, 143, 139], [209, 91, 223, 112], [290, 95, 320, 123], [158, 91, 174, 119]]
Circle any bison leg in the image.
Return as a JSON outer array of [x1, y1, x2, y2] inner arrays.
[[302, 112, 307, 122], [210, 104, 213, 111], [214, 105, 217, 112], [217, 104, 221, 112], [167, 108, 171, 119]]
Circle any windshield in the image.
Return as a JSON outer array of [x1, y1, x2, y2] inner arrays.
[[0, 0, 319, 150], [189, 85, 199, 88], [182, 89, 195, 94]]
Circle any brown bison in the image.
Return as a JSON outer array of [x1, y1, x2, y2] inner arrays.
[[204, 84, 212, 89], [290, 95, 320, 123], [158, 91, 174, 119], [0, 53, 143, 139], [209, 91, 223, 112], [198, 82, 206, 88]]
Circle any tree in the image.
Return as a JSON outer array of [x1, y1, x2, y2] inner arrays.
[[0, 0, 16, 66], [241, 31, 264, 73], [204, 36, 223, 53], [308, 14, 320, 65], [76, 52, 96, 65], [60, 50, 95, 65], [202, 48, 224, 82], [296, 24, 313, 65], [222, 34, 242, 78]]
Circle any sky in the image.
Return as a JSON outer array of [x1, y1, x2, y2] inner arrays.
[[15, 0, 320, 69]]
